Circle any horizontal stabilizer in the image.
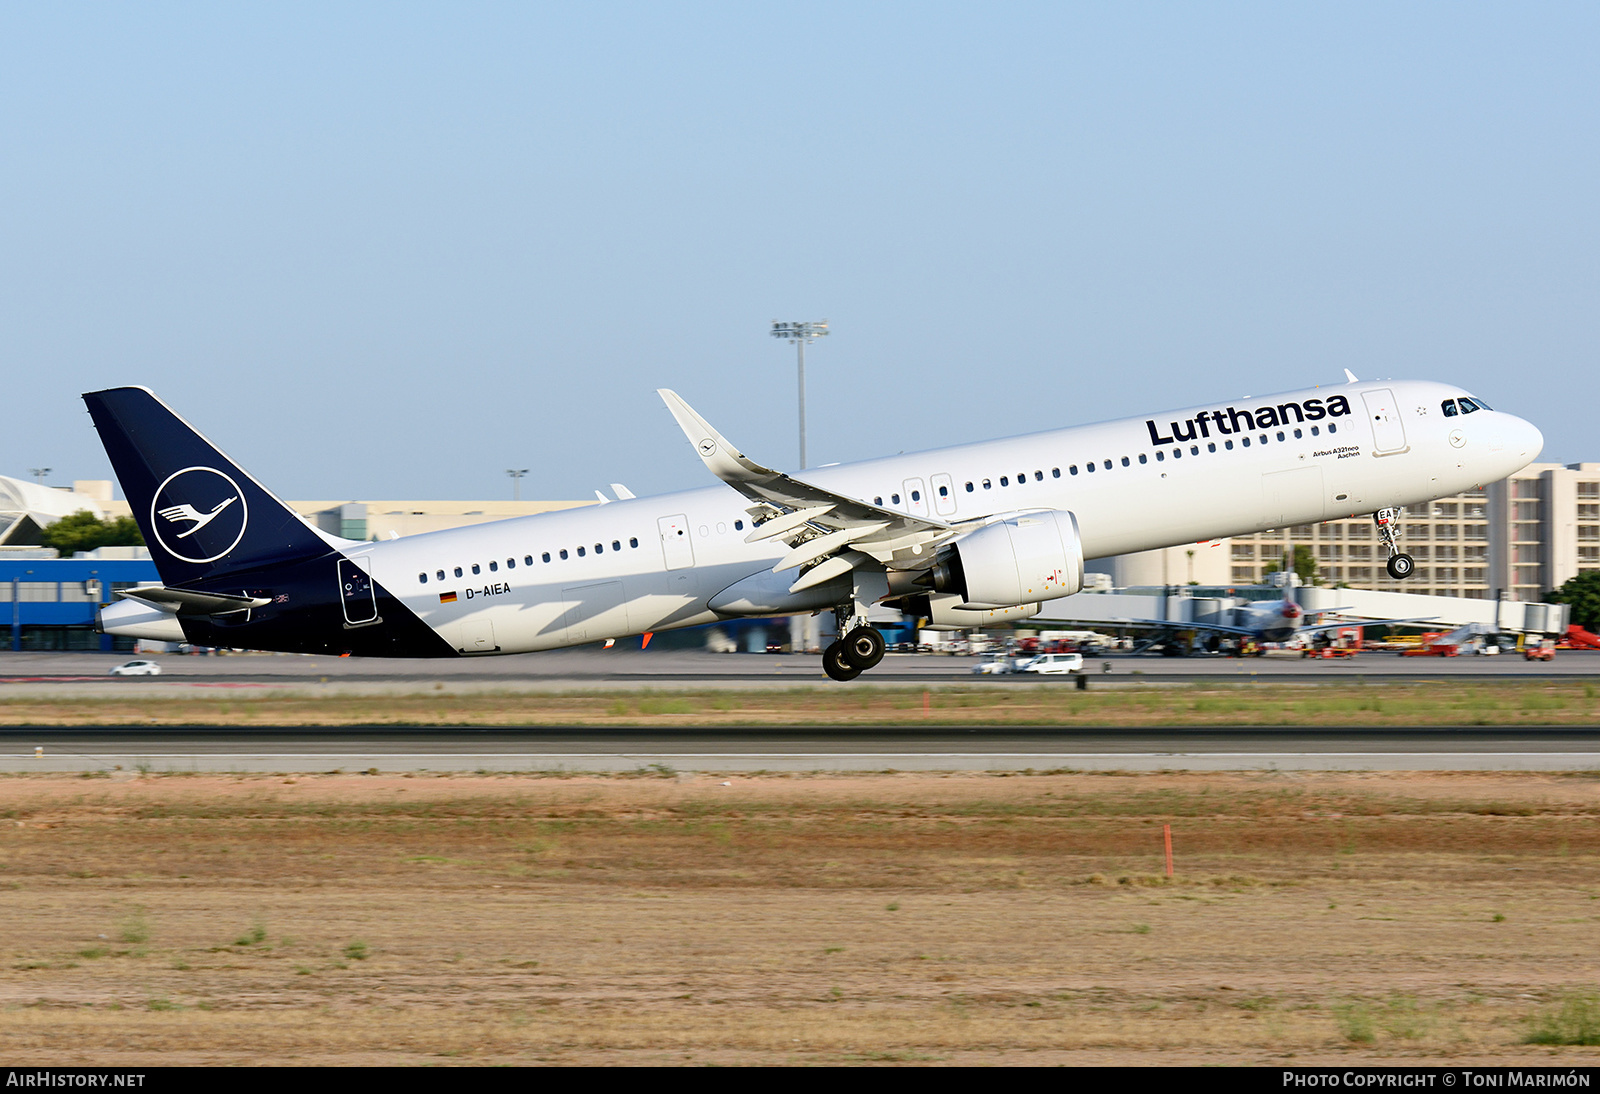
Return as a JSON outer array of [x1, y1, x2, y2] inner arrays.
[[119, 585, 272, 616]]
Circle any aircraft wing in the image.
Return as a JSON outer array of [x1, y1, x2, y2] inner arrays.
[[658, 389, 957, 591], [1294, 616, 1437, 636], [1117, 617, 1261, 637]]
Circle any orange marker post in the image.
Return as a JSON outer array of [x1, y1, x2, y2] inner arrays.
[[1163, 824, 1174, 878], [641, 632, 653, 650]]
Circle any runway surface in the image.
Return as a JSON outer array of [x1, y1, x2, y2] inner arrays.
[[3, 647, 1598, 696], [8, 725, 1600, 773]]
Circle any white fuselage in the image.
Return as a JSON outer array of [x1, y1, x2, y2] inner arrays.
[[350, 379, 1543, 655]]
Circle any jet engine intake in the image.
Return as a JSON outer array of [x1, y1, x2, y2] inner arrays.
[[925, 509, 1084, 609]]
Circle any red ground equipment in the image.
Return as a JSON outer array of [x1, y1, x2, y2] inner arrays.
[[1563, 624, 1600, 651]]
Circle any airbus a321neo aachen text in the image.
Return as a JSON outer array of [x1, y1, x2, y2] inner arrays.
[[89, 375, 1542, 680]]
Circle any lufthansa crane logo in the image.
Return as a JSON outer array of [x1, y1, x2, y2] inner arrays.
[[150, 466, 249, 564]]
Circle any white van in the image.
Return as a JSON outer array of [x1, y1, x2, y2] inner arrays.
[[1019, 652, 1084, 675]]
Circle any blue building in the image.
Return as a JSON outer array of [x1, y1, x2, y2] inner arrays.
[[2, 557, 159, 651]]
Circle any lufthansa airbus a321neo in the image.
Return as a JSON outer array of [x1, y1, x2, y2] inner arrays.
[[89, 375, 1543, 680]]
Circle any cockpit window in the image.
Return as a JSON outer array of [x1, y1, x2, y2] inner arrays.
[[1458, 397, 1480, 414], [1442, 399, 1458, 417]]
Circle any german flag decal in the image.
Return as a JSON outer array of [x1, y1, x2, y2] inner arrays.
[[438, 591, 457, 604]]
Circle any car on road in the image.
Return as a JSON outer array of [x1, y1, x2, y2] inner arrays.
[[108, 660, 162, 677], [972, 656, 1018, 675], [1019, 652, 1084, 675]]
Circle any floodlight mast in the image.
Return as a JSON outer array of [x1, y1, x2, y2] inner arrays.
[[506, 468, 529, 502], [769, 320, 828, 469]]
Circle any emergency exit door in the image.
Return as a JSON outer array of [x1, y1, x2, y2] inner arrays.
[[658, 514, 695, 570]]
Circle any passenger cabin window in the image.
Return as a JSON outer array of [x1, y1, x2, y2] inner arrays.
[[965, 481, 974, 492], [577, 546, 586, 557], [1138, 454, 1147, 464], [1035, 471, 1043, 481], [1207, 443, 1216, 453], [629, 537, 639, 548], [937, 485, 948, 497], [526, 556, 535, 566], [1155, 451, 1164, 461], [1225, 440, 1234, 450], [1276, 431, 1285, 442], [594, 543, 603, 553], [507, 558, 515, 569], [541, 553, 551, 563], [1242, 437, 1251, 447], [1085, 463, 1095, 473], [999, 477, 1008, 487], [612, 540, 621, 551], [1052, 468, 1060, 478], [489, 561, 497, 572], [454, 566, 463, 577], [1103, 460, 1112, 470], [472, 564, 481, 574], [1069, 466, 1078, 475], [436, 570, 445, 581], [734, 520, 743, 531], [874, 496, 883, 506], [559, 549, 568, 560], [1310, 426, 1319, 436], [1328, 423, 1338, 433], [891, 493, 901, 504], [418, 573, 427, 583], [983, 479, 992, 489], [1120, 457, 1130, 467], [1294, 428, 1303, 438], [911, 490, 921, 501]]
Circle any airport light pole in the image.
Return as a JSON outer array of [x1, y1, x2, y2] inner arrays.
[[506, 469, 529, 502], [28, 468, 49, 484], [770, 320, 828, 469]]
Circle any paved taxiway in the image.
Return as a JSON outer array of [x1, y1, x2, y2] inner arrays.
[[7, 726, 1600, 773]]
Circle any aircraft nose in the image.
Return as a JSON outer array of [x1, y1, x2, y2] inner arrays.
[[1506, 414, 1545, 461]]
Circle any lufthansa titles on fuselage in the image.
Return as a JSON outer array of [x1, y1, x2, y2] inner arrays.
[[1144, 395, 1352, 447]]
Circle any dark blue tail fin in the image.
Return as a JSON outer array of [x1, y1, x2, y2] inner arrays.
[[83, 386, 333, 587]]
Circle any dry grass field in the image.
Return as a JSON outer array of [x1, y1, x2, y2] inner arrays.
[[1, 769, 1599, 1065], [2, 678, 1600, 727]]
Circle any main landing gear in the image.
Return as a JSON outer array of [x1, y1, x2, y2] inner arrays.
[[821, 570, 892, 682], [1374, 507, 1416, 580], [823, 625, 886, 682]]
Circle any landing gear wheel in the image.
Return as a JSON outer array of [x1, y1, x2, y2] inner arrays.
[[822, 641, 862, 681], [1386, 553, 1415, 580], [840, 626, 886, 671]]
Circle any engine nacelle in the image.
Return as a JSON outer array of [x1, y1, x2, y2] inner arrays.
[[896, 593, 1041, 631], [928, 509, 1084, 609]]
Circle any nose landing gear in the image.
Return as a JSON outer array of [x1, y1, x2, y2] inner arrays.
[[1374, 508, 1416, 580]]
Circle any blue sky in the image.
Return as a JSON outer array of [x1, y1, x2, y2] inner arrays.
[[4, 3, 1596, 501]]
